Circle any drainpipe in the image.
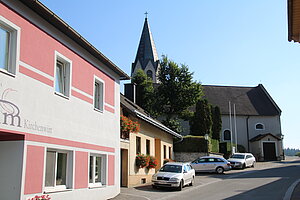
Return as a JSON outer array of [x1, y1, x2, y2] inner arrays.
[[246, 116, 250, 152]]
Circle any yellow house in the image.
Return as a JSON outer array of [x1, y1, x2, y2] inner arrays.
[[120, 94, 182, 187]]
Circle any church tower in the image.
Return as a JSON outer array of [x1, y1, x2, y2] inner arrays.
[[131, 14, 160, 83]]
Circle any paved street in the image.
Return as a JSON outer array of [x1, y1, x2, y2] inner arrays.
[[112, 157, 300, 200]]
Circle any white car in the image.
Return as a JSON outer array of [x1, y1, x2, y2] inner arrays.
[[190, 156, 231, 174], [228, 153, 256, 169], [152, 162, 195, 191]]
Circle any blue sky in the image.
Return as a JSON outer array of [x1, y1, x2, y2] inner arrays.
[[40, 0, 300, 149]]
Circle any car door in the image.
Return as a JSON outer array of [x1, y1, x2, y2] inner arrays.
[[183, 164, 190, 184], [206, 158, 216, 171], [245, 155, 252, 167], [191, 158, 206, 172]]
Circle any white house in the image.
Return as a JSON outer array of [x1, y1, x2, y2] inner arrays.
[[202, 84, 284, 161], [0, 0, 129, 199]]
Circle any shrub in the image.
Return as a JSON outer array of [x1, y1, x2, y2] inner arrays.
[[174, 135, 208, 152], [135, 153, 149, 168], [211, 139, 219, 153], [237, 144, 246, 153], [147, 156, 158, 169], [295, 152, 300, 157], [163, 159, 170, 164]]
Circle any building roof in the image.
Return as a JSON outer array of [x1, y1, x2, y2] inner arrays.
[[18, 0, 130, 80], [250, 133, 281, 142], [202, 84, 281, 116], [120, 94, 182, 139], [288, 0, 300, 42], [132, 17, 159, 71]]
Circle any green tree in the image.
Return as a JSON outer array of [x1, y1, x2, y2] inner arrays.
[[296, 152, 300, 157], [190, 99, 212, 136], [156, 55, 203, 124], [211, 106, 222, 140], [132, 69, 156, 116]]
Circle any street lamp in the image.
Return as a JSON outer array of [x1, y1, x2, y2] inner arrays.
[[204, 134, 209, 156]]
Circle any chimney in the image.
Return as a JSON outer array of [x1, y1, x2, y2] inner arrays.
[[124, 83, 136, 103]]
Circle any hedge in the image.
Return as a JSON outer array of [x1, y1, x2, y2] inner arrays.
[[174, 135, 208, 152], [211, 139, 219, 153]]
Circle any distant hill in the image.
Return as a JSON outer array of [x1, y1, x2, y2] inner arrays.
[[284, 148, 300, 156]]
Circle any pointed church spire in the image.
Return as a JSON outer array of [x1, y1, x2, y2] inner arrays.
[[132, 14, 160, 83]]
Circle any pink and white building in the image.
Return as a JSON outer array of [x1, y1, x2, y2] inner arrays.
[[0, 0, 129, 199]]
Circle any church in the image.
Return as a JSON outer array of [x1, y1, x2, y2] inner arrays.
[[126, 15, 284, 162]]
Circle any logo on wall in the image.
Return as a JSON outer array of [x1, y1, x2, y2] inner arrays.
[[0, 87, 52, 134], [0, 88, 21, 127]]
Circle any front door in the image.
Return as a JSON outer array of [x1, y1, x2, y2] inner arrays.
[[120, 149, 128, 187], [263, 142, 276, 161]]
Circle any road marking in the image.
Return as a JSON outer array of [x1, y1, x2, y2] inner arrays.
[[283, 179, 300, 200], [120, 193, 151, 200]]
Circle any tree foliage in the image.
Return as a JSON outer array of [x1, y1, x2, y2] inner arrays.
[[211, 106, 222, 140], [156, 55, 203, 121], [132, 69, 156, 116], [190, 99, 212, 136]]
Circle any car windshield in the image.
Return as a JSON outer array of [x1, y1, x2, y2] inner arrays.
[[159, 165, 182, 173], [230, 154, 245, 159]]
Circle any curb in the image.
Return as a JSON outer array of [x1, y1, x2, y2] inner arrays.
[[283, 179, 300, 200]]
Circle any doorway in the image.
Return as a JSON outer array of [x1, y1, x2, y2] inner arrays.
[[120, 149, 128, 187], [263, 142, 276, 161]]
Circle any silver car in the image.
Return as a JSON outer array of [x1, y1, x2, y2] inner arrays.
[[152, 162, 195, 191], [228, 153, 256, 169], [190, 156, 231, 174]]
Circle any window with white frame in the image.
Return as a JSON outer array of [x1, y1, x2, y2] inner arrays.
[[55, 53, 71, 97], [89, 154, 105, 186], [0, 17, 19, 75], [255, 123, 264, 130], [94, 79, 104, 111], [45, 150, 72, 190]]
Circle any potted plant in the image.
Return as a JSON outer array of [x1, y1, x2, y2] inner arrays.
[[27, 195, 51, 200], [120, 115, 140, 139], [136, 153, 149, 168], [147, 156, 158, 169]]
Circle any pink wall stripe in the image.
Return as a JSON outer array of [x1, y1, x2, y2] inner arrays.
[[105, 105, 115, 113], [24, 145, 45, 195], [108, 155, 115, 186], [75, 151, 88, 189], [0, 129, 115, 153], [71, 89, 93, 104], [19, 65, 53, 87]]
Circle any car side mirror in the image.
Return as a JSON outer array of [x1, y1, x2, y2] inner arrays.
[[183, 170, 187, 173]]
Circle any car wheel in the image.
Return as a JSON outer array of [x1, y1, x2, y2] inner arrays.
[[216, 167, 224, 174], [189, 176, 194, 186], [152, 185, 157, 189], [177, 180, 183, 191], [242, 163, 246, 169], [251, 161, 255, 168]]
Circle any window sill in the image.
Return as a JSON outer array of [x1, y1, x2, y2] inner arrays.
[[54, 91, 69, 100], [0, 68, 15, 78], [94, 107, 103, 113], [44, 188, 72, 194], [88, 184, 106, 189]]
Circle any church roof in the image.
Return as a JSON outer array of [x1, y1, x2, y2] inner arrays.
[[134, 17, 159, 70], [202, 84, 281, 116]]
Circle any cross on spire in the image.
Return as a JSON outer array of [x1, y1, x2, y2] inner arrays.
[[144, 11, 148, 19]]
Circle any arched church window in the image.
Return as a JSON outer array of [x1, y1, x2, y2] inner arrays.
[[223, 130, 231, 140], [146, 70, 153, 79], [255, 123, 264, 130]]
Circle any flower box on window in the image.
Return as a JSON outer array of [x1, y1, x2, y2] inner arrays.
[[120, 115, 140, 139]]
